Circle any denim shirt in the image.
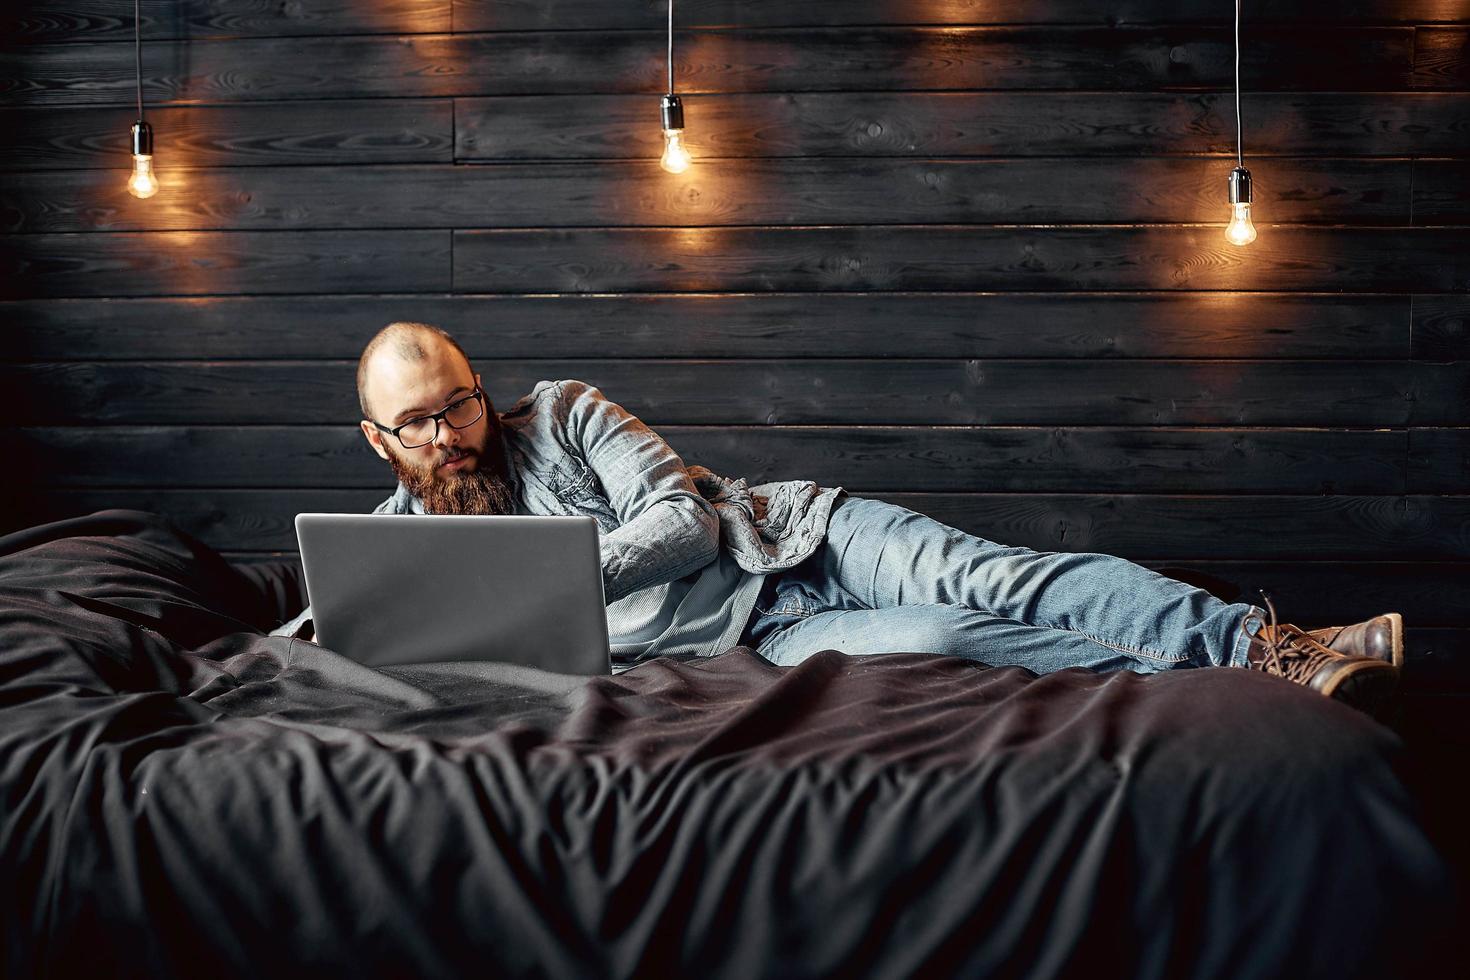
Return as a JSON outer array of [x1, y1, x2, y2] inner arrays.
[[272, 379, 845, 637]]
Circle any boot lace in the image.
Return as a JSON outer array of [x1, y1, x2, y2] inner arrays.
[[1241, 592, 1340, 683]]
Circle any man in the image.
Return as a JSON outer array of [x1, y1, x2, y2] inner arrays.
[[275, 321, 1403, 716]]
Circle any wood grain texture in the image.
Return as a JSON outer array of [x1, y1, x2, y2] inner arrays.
[[7, 360, 1463, 425], [0, 1, 449, 43], [0, 28, 1413, 107], [456, 92, 1470, 160], [452, 226, 1470, 294], [9, 486, 1467, 560], [881, 492, 1470, 560], [1142, 560, 1470, 625], [1412, 160, 1470, 223], [0, 101, 454, 171], [1411, 26, 1470, 87], [0, 231, 451, 297], [0, 159, 1411, 234], [0, 293, 1409, 362], [9, 425, 1406, 493], [4, 2, 1457, 41], [1409, 428, 1470, 492], [1413, 294, 1470, 360], [453, 1, 1470, 31]]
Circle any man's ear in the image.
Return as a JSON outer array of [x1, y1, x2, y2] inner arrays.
[[360, 420, 391, 461]]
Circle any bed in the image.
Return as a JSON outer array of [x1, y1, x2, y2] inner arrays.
[[0, 510, 1456, 978]]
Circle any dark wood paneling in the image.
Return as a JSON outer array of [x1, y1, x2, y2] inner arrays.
[[0, 1, 449, 43], [1412, 160, 1470, 223], [1400, 630, 1470, 692], [1411, 26, 1470, 87], [13, 428, 381, 488], [0, 102, 454, 171], [0, 293, 1408, 362], [456, 92, 1470, 160], [1414, 294, 1470, 360], [4, 1, 1456, 42], [0, 231, 451, 298], [0, 29, 1413, 107], [885, 493, 1470, 560], [453, 1, 1470, 32], [6, 489, 388, 551], [7, 361, 1462, 425], [1142, 560, 1470, 625], [0, 159, 1411, 234], [10, 425, 1406, 494], [664, 426, 1406, 494], [13, 487, 1468, 560], [452, 227, 1470, 293], [1409, 428, 1470, 492]]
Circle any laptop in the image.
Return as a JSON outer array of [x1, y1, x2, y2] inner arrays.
[[295, 513, 611, 675]]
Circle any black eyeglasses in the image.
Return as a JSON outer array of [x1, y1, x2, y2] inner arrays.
[[372, 387, 486, 450]]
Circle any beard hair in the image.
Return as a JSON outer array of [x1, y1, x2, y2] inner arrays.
[[387, 444, 517, 516]]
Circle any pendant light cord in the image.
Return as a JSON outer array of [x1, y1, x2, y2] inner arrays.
[[1233, 0, 1242, 168], [666, 0, 674, 95], [134, 0, 144, 121]]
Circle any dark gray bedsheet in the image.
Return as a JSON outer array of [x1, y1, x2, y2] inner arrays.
[[0, 511, 1456, 978]]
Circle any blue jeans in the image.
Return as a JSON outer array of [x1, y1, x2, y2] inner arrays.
[[743, 497, 1264, 673]]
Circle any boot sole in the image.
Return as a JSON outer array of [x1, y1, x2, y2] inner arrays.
[[1384, 612, 1404, 669], [1318, 658, 1400, 719]]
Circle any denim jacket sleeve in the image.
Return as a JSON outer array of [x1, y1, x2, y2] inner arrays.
[[556, 380, 720, 604]]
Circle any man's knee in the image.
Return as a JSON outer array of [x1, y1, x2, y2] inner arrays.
[[873, 613, 979, 660]]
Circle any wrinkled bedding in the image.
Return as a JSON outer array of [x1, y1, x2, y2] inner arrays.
[[0, 511, 1454, 979]]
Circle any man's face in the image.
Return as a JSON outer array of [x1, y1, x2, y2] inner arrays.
[[358, 339, 514, 515]]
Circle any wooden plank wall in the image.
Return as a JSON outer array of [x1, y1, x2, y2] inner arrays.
[[1, 1, 1467, 695]]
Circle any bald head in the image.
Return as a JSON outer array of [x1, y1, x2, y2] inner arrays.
[[357, 321, 471, 420]]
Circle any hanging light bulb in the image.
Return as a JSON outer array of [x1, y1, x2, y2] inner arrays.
[[1225, 167, 1256, 245], [658, 0, 691, 174], [125, 0, 158, 199], [128, 120, 158, 199], [1224, 0, 1253, 246], [660, 95, 690, 174]]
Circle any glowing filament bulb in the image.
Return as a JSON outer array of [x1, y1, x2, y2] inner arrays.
[[127, 120, 158, 199], [658, 93, 690, 174], [128, 154, 158, 199], [1224, 201, 1256, 246], [660, 129, 690, 174]]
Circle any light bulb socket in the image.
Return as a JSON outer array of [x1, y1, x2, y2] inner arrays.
[[131, 120, 153, 156], [1228, 165, 1253, 205], [660, 94, 684, 132]]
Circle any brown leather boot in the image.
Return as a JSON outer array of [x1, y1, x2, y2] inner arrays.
[[1306, 613, 1404, 668], [1240, 595, 1399, 718]]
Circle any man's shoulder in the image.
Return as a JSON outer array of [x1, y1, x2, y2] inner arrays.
[[501, 379, 598, 417], [500, 379, 610, 436]]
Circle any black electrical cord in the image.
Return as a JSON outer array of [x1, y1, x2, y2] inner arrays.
[[134, 0, 144, 121], [1234, 0, 1243, 168]]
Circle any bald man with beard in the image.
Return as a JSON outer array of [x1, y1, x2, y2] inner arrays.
[[273, 321, 1404, 717]]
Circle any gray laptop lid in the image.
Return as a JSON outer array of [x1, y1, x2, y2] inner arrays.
[[295, 513, 610, 675]]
